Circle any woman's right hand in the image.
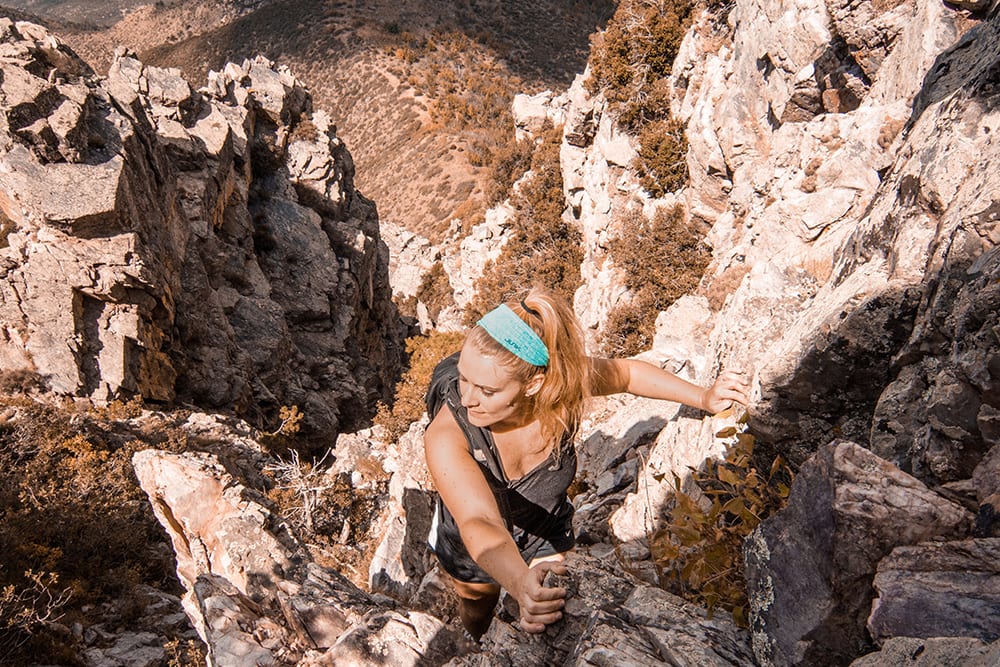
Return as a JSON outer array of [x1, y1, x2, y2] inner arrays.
[[514, 561, 568, 633]]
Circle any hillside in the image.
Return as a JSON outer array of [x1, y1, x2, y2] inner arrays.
[[29, 0, 615, 242]]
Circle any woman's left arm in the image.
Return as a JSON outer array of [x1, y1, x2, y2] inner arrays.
[[590, 357, 749, 413]]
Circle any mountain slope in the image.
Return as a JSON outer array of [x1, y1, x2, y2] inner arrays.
[[44, 0, 614, 241]]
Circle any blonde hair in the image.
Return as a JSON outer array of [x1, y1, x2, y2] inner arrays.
[[466, 287, 591, 450]]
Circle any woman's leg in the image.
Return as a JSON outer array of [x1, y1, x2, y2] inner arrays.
[[450, 577, 501, 640]]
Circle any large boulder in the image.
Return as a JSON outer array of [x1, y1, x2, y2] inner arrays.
[[744, 441, 973, 666], [867, 538, 1000, 644]]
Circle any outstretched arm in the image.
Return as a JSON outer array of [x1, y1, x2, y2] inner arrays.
[[590, 357, 749, 413], [424, 408, 566, 632]]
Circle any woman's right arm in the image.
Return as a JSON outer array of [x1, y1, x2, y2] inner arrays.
[[424, 408, 566, 631]]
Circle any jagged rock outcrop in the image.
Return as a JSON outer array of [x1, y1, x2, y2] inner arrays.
[[0, 19, 402, 434], [453, 0, 1000, 664], [743, 440, 973, 665], [133, 445, 756, 666], [132, 447, 473, 666]]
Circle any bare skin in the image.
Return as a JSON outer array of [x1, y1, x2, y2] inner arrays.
[[425, 339, 750, 638]]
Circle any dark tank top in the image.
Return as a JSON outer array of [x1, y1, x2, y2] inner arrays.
[[425, 353, 577, 583]]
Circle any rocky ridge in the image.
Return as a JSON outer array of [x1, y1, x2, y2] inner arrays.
[[3, 0, 1000, 665], [0, 17, 402, 436], [392, 0, 1000, 663]]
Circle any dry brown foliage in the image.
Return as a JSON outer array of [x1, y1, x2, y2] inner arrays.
[[466, 125, 583, 322], [0, 394, 192, 664], [374, 330, 466, 444], [417, 261, 456, 323], [587, 0, 694, 128], [600, 205, 710, 356], [651, 418, 793, 625]]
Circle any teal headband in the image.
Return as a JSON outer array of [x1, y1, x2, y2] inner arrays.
[[477, 304, 550, 367]]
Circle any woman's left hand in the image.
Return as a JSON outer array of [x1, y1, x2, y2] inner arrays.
[[701, 370, 750, 414]]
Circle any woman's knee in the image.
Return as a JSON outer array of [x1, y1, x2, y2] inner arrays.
[[451, 579, 500, 602]]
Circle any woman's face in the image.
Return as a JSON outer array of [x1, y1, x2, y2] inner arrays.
[[456, 340, 528, 429]]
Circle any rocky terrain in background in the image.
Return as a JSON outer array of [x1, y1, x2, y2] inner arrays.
[[0, 17, 401, 436], [2, 0, 615, 242], [2, 0, 1000, 665]]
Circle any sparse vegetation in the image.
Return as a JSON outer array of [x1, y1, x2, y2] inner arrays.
[[587, 0, 696, 196], [600, 205, 710, 356], [417, 261, 455, 323], [374, 330, 465, 443], [0, 394, 192, 664], [651, 414, 793, 625], [484, 135, 535, 206], [264, 449, 334, 532], [466, 125, 583, 322], [586, 0, 694, 128], [0, 570, 71, 659]]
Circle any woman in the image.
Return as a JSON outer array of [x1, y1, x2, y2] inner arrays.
[[424, 288, 749, 639]]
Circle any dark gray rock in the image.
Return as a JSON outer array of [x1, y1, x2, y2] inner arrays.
[[744, 441, 972, 666], [868, 539, 1000, 644], [851, 636, 1000, 667]]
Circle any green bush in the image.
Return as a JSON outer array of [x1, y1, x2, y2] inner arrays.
[[600, 205, 709, 356], [466, 125, 582, 322]]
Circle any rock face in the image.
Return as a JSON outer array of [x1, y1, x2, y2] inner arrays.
[[133, 445, 754, 666], [743, 441, 973, 665], [499, 0, 1000, 664], [0, 19, 402, 434], [132, 447, 473, 666]]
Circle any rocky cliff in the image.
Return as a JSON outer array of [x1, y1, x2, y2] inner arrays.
[[0, 18, 402, 436], [4, 0, 1000, 665]]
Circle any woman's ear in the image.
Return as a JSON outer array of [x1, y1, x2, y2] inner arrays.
[[524, 373, 545, 397]]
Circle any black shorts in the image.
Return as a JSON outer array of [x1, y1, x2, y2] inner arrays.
[[427, 501, 575, 584]]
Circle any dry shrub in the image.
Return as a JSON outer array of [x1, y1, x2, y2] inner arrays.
[[0, 394, 190, 664], [0, 370, 47, 394], [288, 113, 320, 144], [705, 262, 750, 311], [600, 205, 710, 356], [416, 261, 455, 323], [450, 192, 487, 229], [587, 0, 694, 129], [634, 116, 689, 197], [484, 135, 534, 206], [466, 125, 582, 322], [374, 330, 465, 443], [651, 419, 793, 625]]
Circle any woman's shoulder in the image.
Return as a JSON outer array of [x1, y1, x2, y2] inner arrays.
[[424, 401, 467, 453]]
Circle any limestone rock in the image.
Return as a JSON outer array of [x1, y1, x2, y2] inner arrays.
[[132, 447, 469, 666], [0, 23, 402, 435], [445, 552, 754, 667], [744, 441, 973, 666]]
